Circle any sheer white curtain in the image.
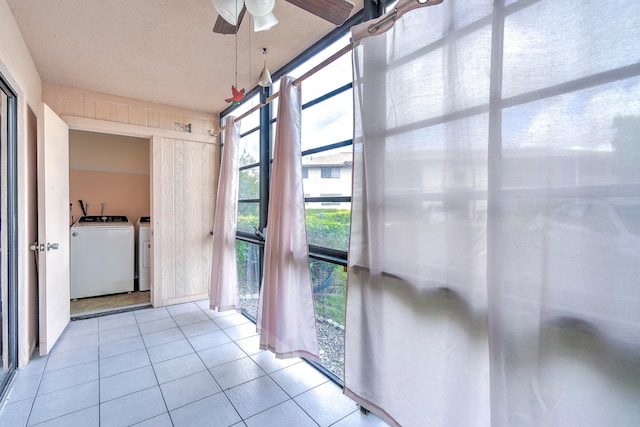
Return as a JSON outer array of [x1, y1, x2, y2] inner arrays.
[[257, 76, 320, 361], [344, 0, 640, 426], [209, 115, 241, 312]]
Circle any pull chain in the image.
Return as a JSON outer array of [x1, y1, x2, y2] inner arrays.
[[234, 0, 238, 88]]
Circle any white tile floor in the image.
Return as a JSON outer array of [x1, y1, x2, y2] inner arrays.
[[0, 300, 389, 427]]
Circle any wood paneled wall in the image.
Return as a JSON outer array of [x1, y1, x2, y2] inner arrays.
[[42, 84, 220, 309], [42, 82, 216, 136], [153, 137, 216, 306]]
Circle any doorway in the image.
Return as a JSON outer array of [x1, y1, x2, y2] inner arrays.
[[0, 74, 18, 399], [68, 130, 151, 317]]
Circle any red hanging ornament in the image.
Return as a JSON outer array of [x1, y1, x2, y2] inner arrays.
[[225, 85, 245, 105]]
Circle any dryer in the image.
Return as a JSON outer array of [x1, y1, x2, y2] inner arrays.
[[70, 215, 134, 299], [137, 216, 151, 291]]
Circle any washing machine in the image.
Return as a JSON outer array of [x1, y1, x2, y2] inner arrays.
[[70, 215, 134, 299], [137, 216, 151, 291]]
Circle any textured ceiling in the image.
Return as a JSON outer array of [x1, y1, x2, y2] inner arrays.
[[7, 0, 363, 115]]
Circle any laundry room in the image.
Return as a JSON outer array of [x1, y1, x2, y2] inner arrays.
[[68, 130, 151, 315]]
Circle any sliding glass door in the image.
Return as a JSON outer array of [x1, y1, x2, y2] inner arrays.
[[0, 74, 18, 400]]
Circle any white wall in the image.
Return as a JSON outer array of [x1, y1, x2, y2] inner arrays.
[[69, 130, 150, 225]]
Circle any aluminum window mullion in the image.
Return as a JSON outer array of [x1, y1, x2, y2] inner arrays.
[[501, 63, 640, 110], [378, 58, 640, 142], [301, 139, 353, 157], [304, 196, 352, 203], [240, 125, 260, 139], [301, 82, 353, 110], [239, 163, 260, 171]]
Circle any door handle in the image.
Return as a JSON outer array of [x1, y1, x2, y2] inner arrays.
[[47, 242, 59, 251]]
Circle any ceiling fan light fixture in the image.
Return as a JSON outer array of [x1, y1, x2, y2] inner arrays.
[[212, 0, 245, 26], [245, 0, 278, 31], [252, 12, 279, 32], [245, 0, 275, 16]]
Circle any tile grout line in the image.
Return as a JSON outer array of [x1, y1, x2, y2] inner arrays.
[[10, 301, 363, 427], [133, 307, 172, 426], [149, 302, 252, 424], [193, 302, 247, 425], [166, 302, 212, 425], [193, 301, 298, 424], [87, 312, 171, 425], [213, 305, 326, 426], [25, 320, 100, 426], [23, 351, 49, 427], [137, 303, 277, 420]]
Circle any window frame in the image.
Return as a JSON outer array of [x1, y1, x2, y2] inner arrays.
[[218, 2, 383, 385], [320, 167, 341, 179], [0, 72, 19, 401]]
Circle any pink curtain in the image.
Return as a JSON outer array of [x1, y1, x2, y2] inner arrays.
[[257, 76, 319, 361], [209, 115, 241, 312]]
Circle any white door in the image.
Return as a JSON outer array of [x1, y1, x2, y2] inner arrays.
[[152, 137, 216, 306], [38, 103, 70, 355]]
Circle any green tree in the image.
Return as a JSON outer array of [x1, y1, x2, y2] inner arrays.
[[306, 209, 351, 251]]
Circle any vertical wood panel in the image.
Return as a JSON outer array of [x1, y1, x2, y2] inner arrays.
[[96, 100, 116, 122], [83, 98, 96, 119], [202, 143, 215, 290], [181, 141, 194, 296], [149, 110, 175, 131], [148, 110, 160, 129], [150, 136, 161, 307], [129, 106, 148, 126], [61, 93, 84, 117], [203, 118, 215, 135], [160, 138, 176, 301], [173, 139, 185, 298], [154, 139, 217, 306], [191, 118, 204, 136], [184, 141, 203, 296], [182, 116, 202, 136], [173, 114, 184, 129], [43, 83, 216, 135], [159, 111, 175, 130], [115, 104, 128, 124]]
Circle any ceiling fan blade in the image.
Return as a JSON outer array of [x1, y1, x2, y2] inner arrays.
[[212, 5, 247, 35], [285, 0, 355, 26]]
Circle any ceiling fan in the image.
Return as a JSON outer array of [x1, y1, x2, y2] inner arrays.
[[212, 0, 355, 34]]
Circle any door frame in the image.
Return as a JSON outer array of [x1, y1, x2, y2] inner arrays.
[[64, 119, 155, 306], [0, 72, 19, 400], [60, 115, 217, 308]]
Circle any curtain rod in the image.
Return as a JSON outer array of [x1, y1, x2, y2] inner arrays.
[[214, 0, 445, 136]]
